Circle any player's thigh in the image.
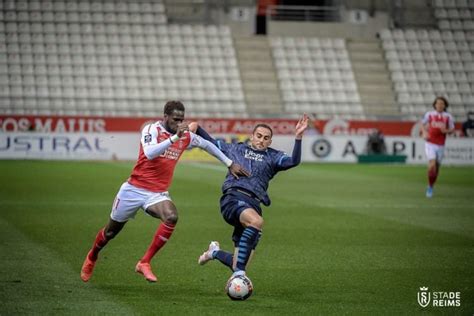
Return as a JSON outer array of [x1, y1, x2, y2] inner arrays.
[[145, 198, 178, 222], [425, 142, 437, 161], [110, 182, 146, 222], [220, 194, 261, 227], [435, 146, 445, 163]]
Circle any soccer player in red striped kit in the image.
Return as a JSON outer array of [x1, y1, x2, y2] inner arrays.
[[421, 96, 455, 198], [80, 101, 249, 282]]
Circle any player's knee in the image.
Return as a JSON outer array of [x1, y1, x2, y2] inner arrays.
[[163, 211, 178, 224], [250, 216, 264, 230]]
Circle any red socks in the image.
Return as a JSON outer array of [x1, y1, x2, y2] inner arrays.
[[86, 223, 176, 263], [140, 222, 176, 263], [428, 168, 438, 187], [88, 228, 108, 261]]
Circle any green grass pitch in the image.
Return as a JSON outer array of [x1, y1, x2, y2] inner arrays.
[[0, 160, 473, 315]]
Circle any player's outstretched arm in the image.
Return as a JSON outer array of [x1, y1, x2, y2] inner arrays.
[[188, 122, 219, 147], [277, 114, 308, 171], [189, 133, 250, 178], [295, 113, 309, 140], [142, 123, 186, 160]]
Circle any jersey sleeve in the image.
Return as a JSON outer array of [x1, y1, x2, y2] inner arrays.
[[141, 124, 174, 160], [195, 126, 231, 155], [421, 112, 430, 125], [187, 132, 202, 149], [448, 113, 455, 130], [141, 124, 159, 147], [275, 139, 302, 171], [187, 132, 233, 167]]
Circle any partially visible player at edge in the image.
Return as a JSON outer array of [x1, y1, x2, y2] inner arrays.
[[421, 96, 455, 198], [192, 114, 308, 282], [80, 100, 249, 282]]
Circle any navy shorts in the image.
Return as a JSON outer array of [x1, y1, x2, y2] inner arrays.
[[220, 190, 262, 246]]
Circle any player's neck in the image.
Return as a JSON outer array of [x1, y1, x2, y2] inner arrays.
[[161, 121, 174, 134], [250, 144, 267, 152]]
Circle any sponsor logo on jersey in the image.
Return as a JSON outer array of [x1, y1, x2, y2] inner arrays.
[[244, 149, 264, 162]]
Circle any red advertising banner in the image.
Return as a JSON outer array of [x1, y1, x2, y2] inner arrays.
[[0, 115, 464, 136]]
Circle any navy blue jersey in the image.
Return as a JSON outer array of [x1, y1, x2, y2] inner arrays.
[[196, 127, 302, 206]]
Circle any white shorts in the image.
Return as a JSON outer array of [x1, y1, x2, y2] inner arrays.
[[110, 182, 172, 222], [425, 142, 445, 163]]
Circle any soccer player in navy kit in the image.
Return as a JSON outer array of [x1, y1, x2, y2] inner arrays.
[[192, 114, 309, 280]]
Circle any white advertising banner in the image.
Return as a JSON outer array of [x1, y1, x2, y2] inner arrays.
[[1, 132, 473, 165], [0, 132, 139, 160], [299, 135, 474, 165]]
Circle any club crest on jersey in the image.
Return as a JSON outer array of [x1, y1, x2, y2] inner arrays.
[[144, 134, 152, 143]]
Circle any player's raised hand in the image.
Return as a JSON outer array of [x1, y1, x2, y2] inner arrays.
[[228, 163, 251, 179], [176, 122, 189, 137], [295, 113, 309, 139]]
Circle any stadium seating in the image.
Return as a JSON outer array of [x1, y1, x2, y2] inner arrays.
[[381, 27, 474, 121], [2, 0, 471, 121], [432, 0, 474, 31], [270, 36, 365, 120], [0, 0, 246, 117]]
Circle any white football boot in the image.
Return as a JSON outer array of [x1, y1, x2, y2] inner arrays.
[[198, 241, 220, 265]]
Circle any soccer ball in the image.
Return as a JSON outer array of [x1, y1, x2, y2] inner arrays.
[[225, 275, 253, 301]]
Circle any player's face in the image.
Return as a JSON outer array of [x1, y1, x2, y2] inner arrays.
[[164, 110, 185, 133], [250, 127, 272, 151], [434, 99, 446, 112]]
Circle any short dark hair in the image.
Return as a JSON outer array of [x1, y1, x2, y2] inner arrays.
[[432, 96, 449, 110], [164, 100, 185, 115], [253, 123, 273, 137]]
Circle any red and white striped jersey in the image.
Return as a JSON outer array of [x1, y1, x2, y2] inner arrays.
[[422, 110, 454, 146]]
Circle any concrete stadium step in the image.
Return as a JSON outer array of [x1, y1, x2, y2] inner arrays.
[[243, 82, 279, 92], [347, 38, 399, 117], [362, 102, 399, 116], [358, 84, 393, 95], [355, 72, 392, 84], [349, 52, 385, 62], [236, 50, 273, 60], [245, 91, 281, 102], [352, 61, 387, 73], [246, 102, 281, 115], [234, 36, 269, 49], [238, 60, 275, 71], [234, 36, 283, 115], [347, 41, 381, 52], [240, 70, 278, 81]]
